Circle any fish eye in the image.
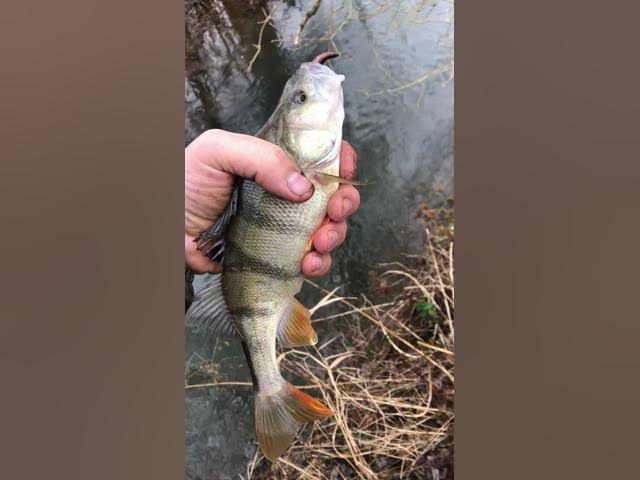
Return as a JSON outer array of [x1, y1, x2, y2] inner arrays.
[[291, 90, 307, 105]]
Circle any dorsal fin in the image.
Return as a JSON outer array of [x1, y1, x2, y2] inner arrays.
[[194, 181, 240, 262], [277, 299, 317, 347]]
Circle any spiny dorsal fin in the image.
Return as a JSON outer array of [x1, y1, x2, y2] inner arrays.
[[194, 181, 240, 262], [186, 274, 241, 339], [277, 299, 317, 347]]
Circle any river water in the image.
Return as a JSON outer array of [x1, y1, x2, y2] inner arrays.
[[185, 1, 453, 478]]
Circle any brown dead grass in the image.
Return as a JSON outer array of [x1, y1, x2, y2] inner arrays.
[[244, 203, 455, 480]]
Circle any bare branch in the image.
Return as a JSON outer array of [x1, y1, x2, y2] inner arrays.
[[246, 6, 278, 73], [294, 0, 323, 46]]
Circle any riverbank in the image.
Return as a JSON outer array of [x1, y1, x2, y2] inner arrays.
[[246, 202, 455, 479]]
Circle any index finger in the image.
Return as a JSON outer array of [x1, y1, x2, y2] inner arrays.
[[340, 140, 358, 180]]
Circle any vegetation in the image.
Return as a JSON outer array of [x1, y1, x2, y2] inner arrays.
[[243, 203, 455, 479]]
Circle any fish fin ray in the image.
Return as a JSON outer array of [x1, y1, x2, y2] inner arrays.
[[311, 171, 367, 186], [194, 181, 240, 261], [185, 275, 241, 338], [255, 382, 333, 461], [277, 299, 317, 347]]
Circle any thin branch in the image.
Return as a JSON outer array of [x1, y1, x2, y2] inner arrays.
[[246, 7, 277, 73], [185, 381, 252, 390], [294, 0, 323, 45], [363, 62, 453, 97]]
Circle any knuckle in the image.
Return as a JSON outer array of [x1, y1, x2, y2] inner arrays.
[[203, 128, 223, 140], [201, 128, 223, 144], [196, 129, 226, 152], [343, 186, 360, 205], [264, 143, 290, 169], [352, 187, 361, 204], [262, 143, 280, 165], [254, 145, 283, 183]]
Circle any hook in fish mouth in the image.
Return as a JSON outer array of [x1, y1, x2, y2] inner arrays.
[[312, 51, 340, 64]]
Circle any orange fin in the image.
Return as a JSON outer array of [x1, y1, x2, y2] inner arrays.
[[255, 383, 333, 461], [277, 299, 317, 347]]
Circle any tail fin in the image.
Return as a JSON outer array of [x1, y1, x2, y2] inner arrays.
[[255, 383, 333, 461]]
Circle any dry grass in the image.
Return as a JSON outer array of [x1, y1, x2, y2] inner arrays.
[[244, 203, 455, 479]]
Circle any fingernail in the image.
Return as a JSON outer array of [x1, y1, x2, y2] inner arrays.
[[327, 230, 339, 250], [287, 172, 312, 197], [342, 198, 354, 217], [309, 254, 323, 273]]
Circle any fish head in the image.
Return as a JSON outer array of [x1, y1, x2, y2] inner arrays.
[[278, 53, 345, 170]]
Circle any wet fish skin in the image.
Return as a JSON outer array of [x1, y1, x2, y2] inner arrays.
[[223, 59, 345, 460], [224, 172, 336, 384]]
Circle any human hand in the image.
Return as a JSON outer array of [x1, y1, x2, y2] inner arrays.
[[185, 129, 360, 276]]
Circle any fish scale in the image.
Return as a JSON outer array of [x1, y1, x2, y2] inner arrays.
[[188, 52, 345, 461], [223, 172, 338, 388]]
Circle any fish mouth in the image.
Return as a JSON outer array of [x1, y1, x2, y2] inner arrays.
[[312, 51, 340, 64], [305, 52, 344, 81]]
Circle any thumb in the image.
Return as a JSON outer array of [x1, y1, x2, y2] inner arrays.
[[187, 129, 314, 202]]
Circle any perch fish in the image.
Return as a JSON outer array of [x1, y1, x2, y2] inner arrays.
[[187, 52, 348, 460]]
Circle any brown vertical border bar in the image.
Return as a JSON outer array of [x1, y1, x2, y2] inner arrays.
[[0, 1, 184, 479], [457, 1, 640, 479]]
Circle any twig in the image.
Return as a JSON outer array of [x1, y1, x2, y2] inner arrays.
[[364, 63, 453, 97], [185, 381, 252, 390], [294, 0, 323, 45], [246, 7, 277, 73]]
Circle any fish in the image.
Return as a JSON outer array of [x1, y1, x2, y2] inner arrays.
[[187, 52, 347, 461]]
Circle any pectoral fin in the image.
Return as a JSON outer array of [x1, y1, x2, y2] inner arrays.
[[277, 299, 317, 347]]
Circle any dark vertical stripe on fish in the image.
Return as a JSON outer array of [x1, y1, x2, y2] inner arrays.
[[225, 241, 300, 280], [239, 202, 309, 235]]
